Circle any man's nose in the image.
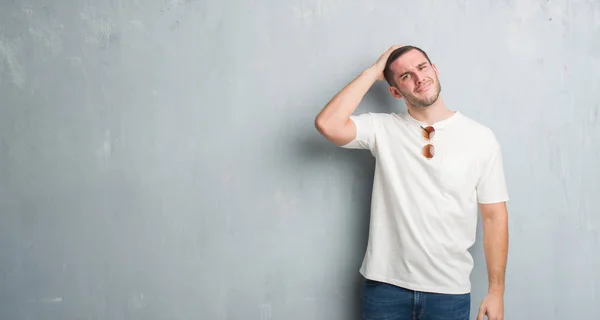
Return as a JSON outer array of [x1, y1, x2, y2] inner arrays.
[[415, 72, 425, 84]]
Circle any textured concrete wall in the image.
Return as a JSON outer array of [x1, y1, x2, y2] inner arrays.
[[1, 0, 599, 319]]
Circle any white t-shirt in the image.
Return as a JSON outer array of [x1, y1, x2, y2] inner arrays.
[[342, 110, 509, 294]]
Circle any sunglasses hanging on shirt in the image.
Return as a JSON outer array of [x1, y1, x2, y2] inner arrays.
[[421, 126, 435, 159]]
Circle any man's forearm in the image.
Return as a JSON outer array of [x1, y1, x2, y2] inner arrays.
[[481, 203, 509, 295], [315, 66, 379, 132]]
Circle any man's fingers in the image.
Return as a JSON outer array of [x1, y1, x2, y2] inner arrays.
[[476, 306, 486, 320]]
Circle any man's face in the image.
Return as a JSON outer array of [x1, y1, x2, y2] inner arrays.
[[388, 49, 441, 108]]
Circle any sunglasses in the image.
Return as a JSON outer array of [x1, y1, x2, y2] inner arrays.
[[421, 126, 435, 159]]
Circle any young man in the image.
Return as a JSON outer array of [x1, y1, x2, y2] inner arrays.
[[314, 45, 509, 320]]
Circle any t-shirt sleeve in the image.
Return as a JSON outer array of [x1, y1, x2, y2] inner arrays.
[[340, 113, 378, 150], [476, 135, 510, 204]]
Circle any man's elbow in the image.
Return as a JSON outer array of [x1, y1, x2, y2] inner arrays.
[[314, 115, 327, 135], [314, 117, 353, 147], [314, 116, 338, 139]]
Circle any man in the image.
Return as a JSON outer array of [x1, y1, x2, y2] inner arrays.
[[314, 45, 509, 320]]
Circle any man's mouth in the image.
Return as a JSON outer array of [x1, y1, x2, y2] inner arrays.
[[415, 81, 432, 93]]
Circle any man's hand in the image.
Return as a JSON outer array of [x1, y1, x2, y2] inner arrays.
[[477, 291, 504, 320], [371, 45, 403, 81]]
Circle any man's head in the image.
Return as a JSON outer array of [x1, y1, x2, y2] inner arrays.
[[383, 46, 441, 108]]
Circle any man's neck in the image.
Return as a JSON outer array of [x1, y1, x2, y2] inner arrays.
[[406, 99, 455, 125]]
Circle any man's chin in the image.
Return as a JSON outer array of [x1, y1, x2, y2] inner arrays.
[[408, 95, 439, 108]]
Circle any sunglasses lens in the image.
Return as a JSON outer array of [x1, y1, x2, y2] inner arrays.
[[422, 144, 435, 158], [422, 126, 435, 139]]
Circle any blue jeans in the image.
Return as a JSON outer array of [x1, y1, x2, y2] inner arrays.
[[361, 278, 471, 320]]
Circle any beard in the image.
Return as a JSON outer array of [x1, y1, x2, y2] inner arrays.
[[399, 79, 441, 108]]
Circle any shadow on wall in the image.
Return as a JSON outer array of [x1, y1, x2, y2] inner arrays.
[[290, 135, 373, 318], [277, 79, 401, 318], [365, 79, 403, 113]]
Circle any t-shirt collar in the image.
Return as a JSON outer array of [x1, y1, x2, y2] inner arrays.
[[399, 109, 461, 129]]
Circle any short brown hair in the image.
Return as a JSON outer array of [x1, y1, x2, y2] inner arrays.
[[383, 46, 433, 86]]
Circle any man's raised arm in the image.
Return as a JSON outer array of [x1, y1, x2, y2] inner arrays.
[[314, 45, 401, 146]]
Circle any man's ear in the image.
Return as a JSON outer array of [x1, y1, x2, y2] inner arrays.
[[432, 63, 439, 76], [388, 86, 403, 99]]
